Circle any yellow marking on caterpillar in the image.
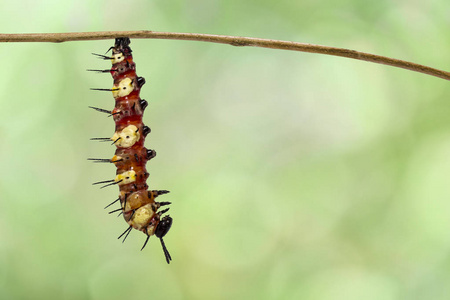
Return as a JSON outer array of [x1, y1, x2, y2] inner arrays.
[[115, 170, 136, 185], [145, 225, 156, 236], [128, 204, 154, 231], [112, 53, 125, 64], [112, 77, 133, 98], [112, 155, 122, 163], [111, 125, 140, 148]]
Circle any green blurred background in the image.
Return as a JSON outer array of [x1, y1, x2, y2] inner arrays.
[[0, 0, 449, 299]]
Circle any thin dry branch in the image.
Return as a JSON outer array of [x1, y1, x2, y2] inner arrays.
[[0, 30, 448, 81]]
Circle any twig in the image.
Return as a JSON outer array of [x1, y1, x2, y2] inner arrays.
[[0, 30, 448, 81]]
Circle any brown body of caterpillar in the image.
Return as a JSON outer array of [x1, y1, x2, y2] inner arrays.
[[92, 38, 173, 264]]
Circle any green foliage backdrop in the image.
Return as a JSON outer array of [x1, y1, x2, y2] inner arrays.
[[0, 0, 449, 299]]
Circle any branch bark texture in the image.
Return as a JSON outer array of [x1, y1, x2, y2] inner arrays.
[[0, 31, 448, 81]]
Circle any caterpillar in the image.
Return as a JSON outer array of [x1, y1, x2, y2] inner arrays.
[[89, 38, 173, 264]]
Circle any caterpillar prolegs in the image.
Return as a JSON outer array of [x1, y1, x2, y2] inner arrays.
[[89, 38, 173, 264]]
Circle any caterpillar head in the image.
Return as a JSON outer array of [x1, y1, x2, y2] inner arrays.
[[155, 215, 173, 264], [137, 210, 173, 264], [155, 215, 173, 239]]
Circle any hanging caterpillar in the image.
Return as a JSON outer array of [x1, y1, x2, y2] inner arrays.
[[89, 38, 173, 264]]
